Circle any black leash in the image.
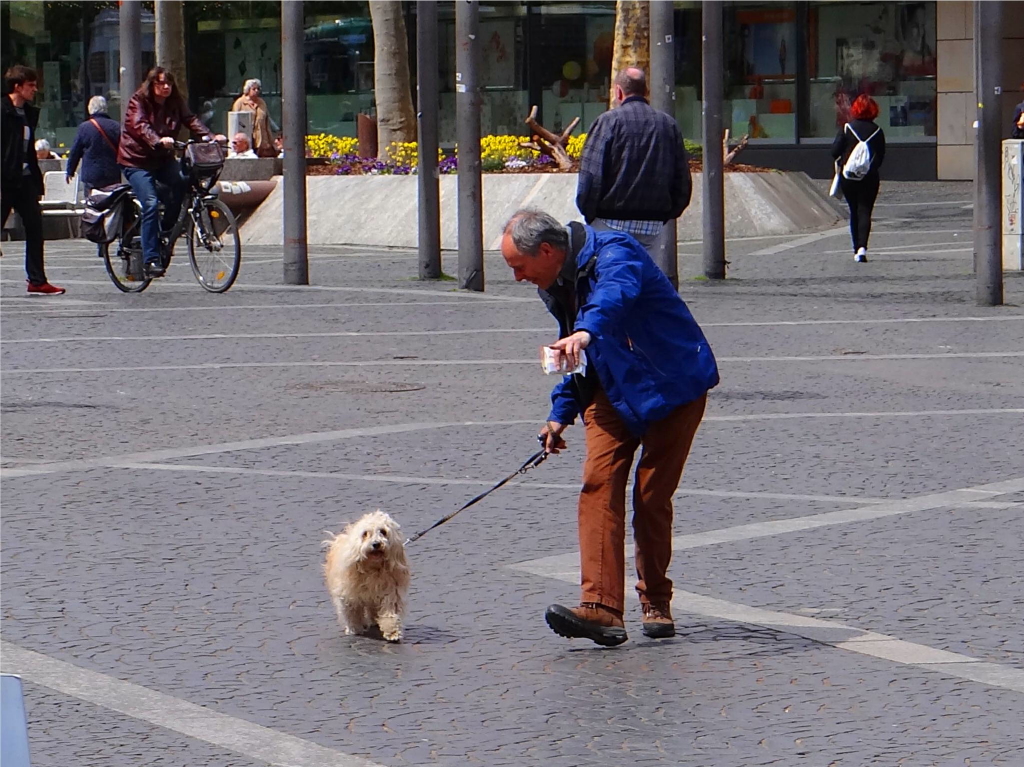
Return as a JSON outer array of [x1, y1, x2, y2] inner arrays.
[[404, 446, 549, 546]]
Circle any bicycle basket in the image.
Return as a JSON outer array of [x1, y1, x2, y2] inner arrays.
[[185, 141, 225, 171]]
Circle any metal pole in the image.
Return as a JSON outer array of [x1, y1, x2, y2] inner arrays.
[[417, 1, 441, 280], [118, 0, 141, 112], [974, 0, 1003, 306], [154, 0, 187, 99], [455, 0, 484, 292], [701, 0, 726, 280], [650, 0, 678, 288], [281, 0, 308, 285]]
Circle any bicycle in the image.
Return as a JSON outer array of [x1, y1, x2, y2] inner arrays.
[[99, 139, 241, 293]]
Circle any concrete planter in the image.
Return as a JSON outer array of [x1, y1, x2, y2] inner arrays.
[[241, 171, 843, 248]]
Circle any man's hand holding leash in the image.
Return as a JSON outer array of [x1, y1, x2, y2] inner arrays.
[[539, 422, 568, 454]]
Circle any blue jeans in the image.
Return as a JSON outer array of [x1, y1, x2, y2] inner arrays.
[[124, 162, 185, 265]]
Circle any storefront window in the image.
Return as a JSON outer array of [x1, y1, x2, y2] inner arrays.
[[806, 1, 936, 140], [186, 2, 377, 138], [671, 3, 703, 141], [724, 4, 798, 143], [303, 5, 375, 136], [438, 2, 529, 143], [530, 2, 614, 137], [1, 1, 153, 148]]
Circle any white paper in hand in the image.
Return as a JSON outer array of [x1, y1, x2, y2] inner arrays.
[[541, 346, 587, 376]]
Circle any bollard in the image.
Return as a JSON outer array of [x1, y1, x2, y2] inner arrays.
[[357, 114, 379, 159], [1003, 140, 1023, 271], [1, 674, 32, 767]]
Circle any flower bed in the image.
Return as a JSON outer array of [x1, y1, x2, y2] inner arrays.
[[301, 133, 765, 176]]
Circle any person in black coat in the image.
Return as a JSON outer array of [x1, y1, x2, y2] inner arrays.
[[66, 95, 122, 193], [832, 94, 886, 262], [1, 65, 65, 294]]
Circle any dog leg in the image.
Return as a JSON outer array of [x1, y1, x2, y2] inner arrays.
[[339, 600, 370, 636], [374, 590, 404, 643], [377, 612, 403, 643]]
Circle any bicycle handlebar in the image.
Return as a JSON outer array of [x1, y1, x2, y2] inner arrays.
[[173, 138, 227, 149]]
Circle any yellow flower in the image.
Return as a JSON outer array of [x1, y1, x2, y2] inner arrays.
[[305, 133, 358, 158], [306, 132, 589, 167], [567, 133, 587, 160]]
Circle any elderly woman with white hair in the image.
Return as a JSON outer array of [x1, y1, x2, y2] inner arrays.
[[66, 95, 122, 192], [231, 78, 278, 157]]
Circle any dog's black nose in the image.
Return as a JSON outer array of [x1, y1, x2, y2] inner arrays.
[[371, 541, 382, 550]]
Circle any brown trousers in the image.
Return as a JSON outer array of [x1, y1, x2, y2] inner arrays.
[[578, 389, 707, 614]]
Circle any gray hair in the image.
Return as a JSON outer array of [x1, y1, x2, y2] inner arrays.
[[243, 78, 262, 95], [88, 95, 107, 115], [502, 208, 568, 256], [34, 138, 51, 152], [615, 67, 647, 97]]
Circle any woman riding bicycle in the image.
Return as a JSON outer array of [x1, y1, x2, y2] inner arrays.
[[117, 67, 225, 278]]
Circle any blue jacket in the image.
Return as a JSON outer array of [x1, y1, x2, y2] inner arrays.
[[66, 113, 122, 190], [542, 225, 719, 435]]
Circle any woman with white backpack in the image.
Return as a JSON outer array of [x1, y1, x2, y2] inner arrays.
[[831, 94, 886, 262]]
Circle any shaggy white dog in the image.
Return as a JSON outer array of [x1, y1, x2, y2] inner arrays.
[[323, 510, 410, 642]]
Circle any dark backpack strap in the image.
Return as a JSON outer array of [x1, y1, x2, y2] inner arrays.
[[568, 221, 599, 281], [89, 118, 118, 154]]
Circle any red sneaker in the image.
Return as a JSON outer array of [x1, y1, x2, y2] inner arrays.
[[27, 281, 66, 295]]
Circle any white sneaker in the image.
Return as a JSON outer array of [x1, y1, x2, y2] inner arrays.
[[854, 247, 868, 263]]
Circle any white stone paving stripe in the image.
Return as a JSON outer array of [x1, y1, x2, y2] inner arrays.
[[5, 351, 1023, 375], [818, 247, 972, 257], [0, 299, 516, 315], [108, 462, 892, 506], [4, 315, 1022, 344], [0, 420, 532, 479], [234, 283, 532, 301], [705, 315, 1024, 327], [512, 525, 1024, 695], [0, 297, 106, 306], [0, 328, 555, 344], [704, 407, 1024, 422], [0, 278, 531, 302], [748, 226, 850, 256], [873, 200, 972, 207], [3, 410, 1020, 480], [0, 642, 387, 767], [513, 476, 1024, 584]]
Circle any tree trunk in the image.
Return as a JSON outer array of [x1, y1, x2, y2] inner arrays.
[[369, 1, 417, 159], [154, 0, 187, 101], [608, 0, 650, 109]]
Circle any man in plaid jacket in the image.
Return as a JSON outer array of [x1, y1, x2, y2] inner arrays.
[[575, 68, 692, 259]]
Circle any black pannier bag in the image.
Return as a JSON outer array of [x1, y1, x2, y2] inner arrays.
[[81, 183, 132, 244]]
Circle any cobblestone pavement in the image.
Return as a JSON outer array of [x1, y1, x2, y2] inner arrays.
[[2, 181, 1023, 766]]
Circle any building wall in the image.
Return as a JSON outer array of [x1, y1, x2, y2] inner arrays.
[[936, 1, 973, 179], [937, 1, 1024, 180]]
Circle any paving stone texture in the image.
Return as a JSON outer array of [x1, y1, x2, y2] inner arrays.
[[2, 180, 1023, 766]]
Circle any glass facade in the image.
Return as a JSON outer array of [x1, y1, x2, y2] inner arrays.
[[1, 1, 154, 150], [1, 0, 938, 153], [805, 1, 937, 140]]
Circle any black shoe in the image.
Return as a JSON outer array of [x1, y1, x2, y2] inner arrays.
[[145, 260, 166, 278], [159, 232, 174, 262], [545, 603, 627, 647]]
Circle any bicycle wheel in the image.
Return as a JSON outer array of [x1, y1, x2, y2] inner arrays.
[[186, 198, 240, 293], [101, 211, 151, 293]]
